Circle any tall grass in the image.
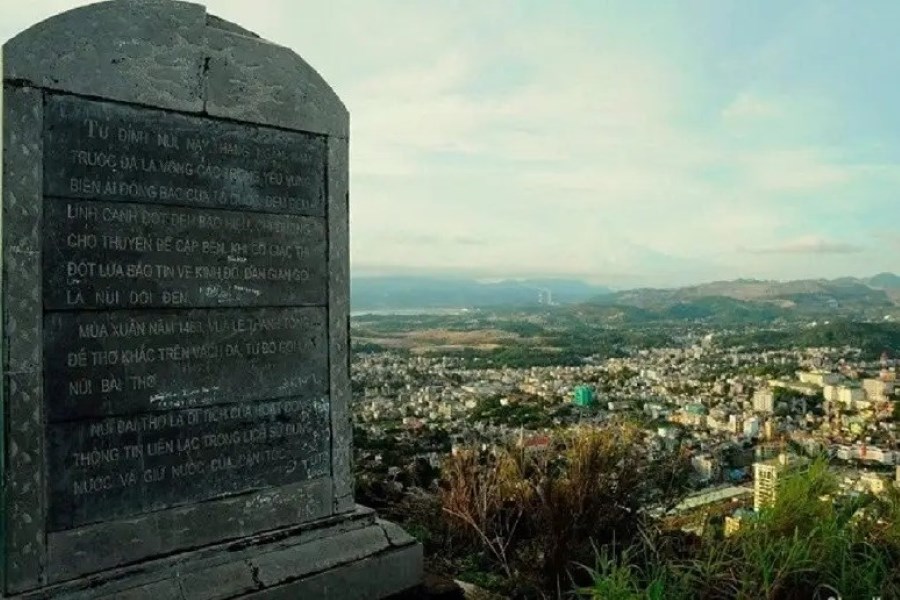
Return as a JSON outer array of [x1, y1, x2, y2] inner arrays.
[[576, 457, 900, 599], [440, 423, 692, 592]]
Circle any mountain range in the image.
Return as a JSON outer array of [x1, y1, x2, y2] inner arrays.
[[596, 273, 899, 308], [580, 273, 900, 324], [351, 276, 612, 310], [351, 273, 900, 321]]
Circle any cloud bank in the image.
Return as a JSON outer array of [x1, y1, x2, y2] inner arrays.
[[2, 1, 898, 286]]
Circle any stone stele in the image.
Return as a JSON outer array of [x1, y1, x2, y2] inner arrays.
[[0, 1, 423, 598]]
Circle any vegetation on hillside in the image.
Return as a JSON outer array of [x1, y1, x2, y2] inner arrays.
[[369, 423, 692, 596], [364, 427, 900, 599], [721, 321, 900, 359], [575, 459, 900, 599]]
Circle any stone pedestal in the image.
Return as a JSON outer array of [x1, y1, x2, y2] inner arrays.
[[5, 507, 421, 600]]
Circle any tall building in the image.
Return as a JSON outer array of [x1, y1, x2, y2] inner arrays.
[[752, 389, 775, 413], [837, 385, 866, 407], [572, 385, 595, 407], [743, 416, 760, 438], [753, 453, 805, 511], [798, 370, 841, 387], [862, 378, 894, 402]]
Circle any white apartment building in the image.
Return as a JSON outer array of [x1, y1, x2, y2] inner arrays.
[[798, 370, 841, 387], [743, 416, 760, 438], [862, 378, 894, 401], [837, 385, 866, 407], [753, 389, 775, 413], [753, 454, 805, 511]]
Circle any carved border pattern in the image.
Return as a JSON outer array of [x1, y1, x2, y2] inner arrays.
[[2, 84, 46, 592]]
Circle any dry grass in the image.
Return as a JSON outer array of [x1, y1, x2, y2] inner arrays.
[[439, 423, 692, 591]]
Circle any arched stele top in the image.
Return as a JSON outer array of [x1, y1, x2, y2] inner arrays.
[[2, 0, 348, 137]]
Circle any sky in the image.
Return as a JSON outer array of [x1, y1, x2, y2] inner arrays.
[[2, 1, 899, 288]]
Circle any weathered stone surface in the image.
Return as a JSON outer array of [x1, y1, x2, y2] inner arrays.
[[3, 1, 421, 597], [176, 560, 259, 600], [242, 544, 424, 600], [205, 27, 348, 136], [328, 135, 355, 514], [2, 84, 47, 593], [47, 396, 331, 530], [3, 1, 208, 112], [47, 479, 334, 581], [252, 524, 390, 587], [91, 579, 183, 600], [44, 198, 327, 309], [44, 307, 328, 420], [378, 519, 417, 548], [44, 95, 328, 217], [15, 508, 419, 599]]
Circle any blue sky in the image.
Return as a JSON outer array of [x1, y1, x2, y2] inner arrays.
[[3, 1, 899, 287]]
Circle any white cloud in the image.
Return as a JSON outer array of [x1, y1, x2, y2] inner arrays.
[[3, 1, 896, 285]]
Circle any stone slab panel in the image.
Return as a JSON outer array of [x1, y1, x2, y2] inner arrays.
[[9, 510, 415, 600], [243, 543, 424, 600], [44, 307, 328, 421], [44, 94, 327, 217], [47, 478, 333, 582], [43, 509, 375, 599], [251, 522, 389, 587], [43, 198, 327, 309], [176, 560, 259, 600], [47, 396, 331, 531], [3, 1, 208, 112], [205, 27, 348, 137]]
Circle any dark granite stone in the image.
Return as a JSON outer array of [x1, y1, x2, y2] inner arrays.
[[2, 1, 421, 596], [44, 307, 328, 421], [47, 396, 331, 531], [2, 84, 47, 593], [43, 198, 327, 309], [47, 479, 336, 582], [3, 0, 208, 112], [205, 28, 348, 137], [27, 508, 420, 598], [242, 544, 424, 600], [45, 95, 327, 216], [327, 136, 355, 514]]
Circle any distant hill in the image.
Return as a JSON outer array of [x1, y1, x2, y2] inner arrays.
[[350, 276, 613, 310], [598, 273, 900, 311], [580, 274, 900, 324], [721, 321, 900, 359], [868, 272, 900, 290], [351, 273, 900, 318]]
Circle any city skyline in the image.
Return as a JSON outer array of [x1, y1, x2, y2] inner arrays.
[[4, 1, 899, 287]]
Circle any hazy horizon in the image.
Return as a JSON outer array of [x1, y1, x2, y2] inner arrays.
[[4, 1, 899, 287], [350, 268, 899, 291]]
